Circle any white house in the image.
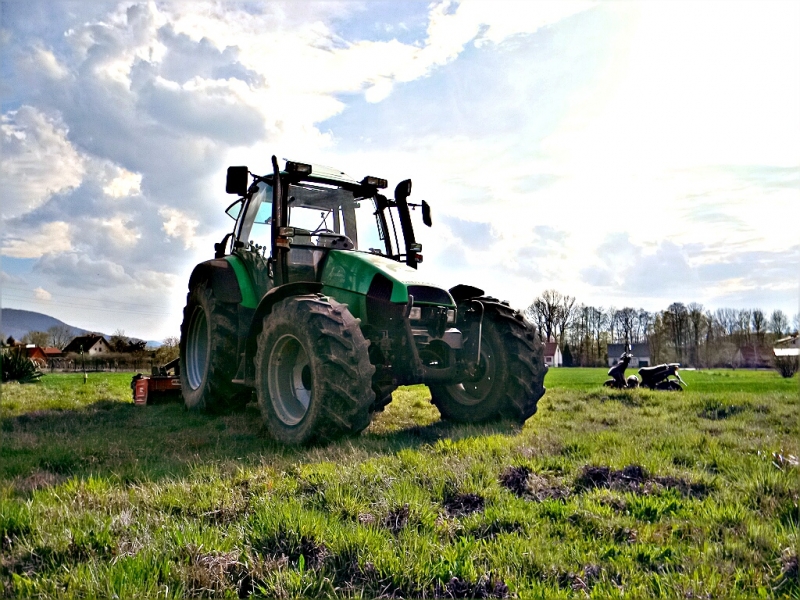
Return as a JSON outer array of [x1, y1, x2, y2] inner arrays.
[[607, 343, 651, 368], [774, 333, 800, 357], [63, 334, 112, 356], [543, 342, 563, 368]]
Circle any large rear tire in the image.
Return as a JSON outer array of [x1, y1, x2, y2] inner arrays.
[[179, 282, 250, 412], [255, 295, 375, 445], [430, 300, 546, 423]]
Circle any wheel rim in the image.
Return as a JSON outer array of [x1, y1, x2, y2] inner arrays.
[[449, 337, 497, 406], [186, 305, 209, 390], [268, 334, 312, 426]]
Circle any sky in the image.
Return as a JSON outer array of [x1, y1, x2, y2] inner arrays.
[[1, 0, 798, 342]]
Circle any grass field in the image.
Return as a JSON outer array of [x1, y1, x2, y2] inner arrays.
[[1, 369, 798, 598]]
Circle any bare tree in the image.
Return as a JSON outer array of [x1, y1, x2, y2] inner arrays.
[[663, 302, 689, 362], [617, 307, 637, 345], [637, 310, 653, 344], [527, 289, 574, 345], [737, 309, 752, 346], [751, 309, 766, 347], [554, 294, 576, 346], [21, 331, 49, 346], [687, 303, 705, 367], [110, 329, 130, 353], [47, 325, 74, 349], [769, 310, 788, 337]]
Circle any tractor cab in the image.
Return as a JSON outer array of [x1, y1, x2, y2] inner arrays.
[[221, 159, 431, 296]]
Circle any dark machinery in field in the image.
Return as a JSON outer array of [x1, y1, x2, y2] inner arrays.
[[179, 156, 547, 444], [604, 346, 685, 391]]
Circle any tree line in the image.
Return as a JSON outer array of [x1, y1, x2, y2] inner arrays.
[[525, 289, 799, 367]]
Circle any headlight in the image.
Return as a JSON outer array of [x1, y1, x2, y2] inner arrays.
[[409, 307, 421, 320], [446, 309, 455, 323]]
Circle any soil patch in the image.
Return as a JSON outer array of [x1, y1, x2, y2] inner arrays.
[[383, 504, 410, 534], [181, 545, 244, 598], [443, 492, 485, 517], [500, 466, 570, 502], [575, 464, 711, 498]]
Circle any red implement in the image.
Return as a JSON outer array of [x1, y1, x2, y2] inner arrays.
[[131, 358, 181, 405]]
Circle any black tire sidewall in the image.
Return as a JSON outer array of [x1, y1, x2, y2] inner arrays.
[[179, 282, 244, 412], [254, 296, 375, 445]]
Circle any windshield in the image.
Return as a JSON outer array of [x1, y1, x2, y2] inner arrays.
[[234, 178, 408, 260], [236, 182, 378, 251]]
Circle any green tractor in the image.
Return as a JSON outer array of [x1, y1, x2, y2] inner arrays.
[[179, 156, 546, 444]]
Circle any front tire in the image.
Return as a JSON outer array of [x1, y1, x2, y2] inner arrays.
[[430, 300, 546, 423], [255, 295, 375, 445], [179, 282, 249, 412]]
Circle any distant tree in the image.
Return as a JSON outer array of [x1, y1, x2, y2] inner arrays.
[[562, 343, 574, 367], [154, 336, 180, 365], [687, 303, 705, 367], [769, 310, 789, 337], [22, 331, 49, 347], [737, 309, 752, 346], [6, 336, 16, 346], [751, 309, 766, 346], [47, 325, 74, 349], [526, 289, 574, 345], [617, 307, 637, 345], [110, 329, 130, 353], [636, 309, 653, 344], [715, 308, 739, 337], [663, 302, 689, 362]]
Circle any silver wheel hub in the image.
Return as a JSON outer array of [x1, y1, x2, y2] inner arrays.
[[186, 305, 209, 390], [268, 334, 312, 426]]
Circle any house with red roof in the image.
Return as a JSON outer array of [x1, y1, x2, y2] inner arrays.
[[543, 342, 563, 368]]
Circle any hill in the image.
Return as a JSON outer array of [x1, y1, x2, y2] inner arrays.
[[0, 308, 161, 347], [0, 308, 92, 342]]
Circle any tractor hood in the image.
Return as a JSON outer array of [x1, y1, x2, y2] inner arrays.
[[321, 250, 455, 307]]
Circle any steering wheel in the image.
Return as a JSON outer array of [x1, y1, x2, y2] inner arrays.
[[312, 228, 337, 235]]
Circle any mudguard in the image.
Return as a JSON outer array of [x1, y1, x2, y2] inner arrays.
[[188, 259, 243, 304], [242, 281, 324, 385]]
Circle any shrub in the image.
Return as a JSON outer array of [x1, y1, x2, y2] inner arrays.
[[1, 347, 43, 383], [774, 355, 799, 378]]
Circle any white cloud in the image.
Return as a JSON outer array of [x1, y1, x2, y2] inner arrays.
[[90, 215, 141, 247], [2, 221, 73, 258], [35, 253, 133, 288], [33, 287, 52, 301], [102, 168, 142, 197], [18, 45, 70, 80], [159, 207, 199, 249], [0, 106, 86, 219]]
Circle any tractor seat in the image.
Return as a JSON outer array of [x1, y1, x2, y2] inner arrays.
[[638, 365, 664, 376], [639, 363, 678, 376]]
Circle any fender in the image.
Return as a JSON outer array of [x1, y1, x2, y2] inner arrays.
[[242, 281, 324, 385], [449, 284, 484, 303], [188, 259, 243, 303]]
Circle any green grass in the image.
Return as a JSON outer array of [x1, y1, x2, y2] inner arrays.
[[1, 369, 798, 598]]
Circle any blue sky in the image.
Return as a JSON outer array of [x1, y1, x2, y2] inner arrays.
[[1, 0, 798, 341]]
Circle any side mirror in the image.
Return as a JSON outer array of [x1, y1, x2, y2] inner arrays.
[[421, 200, 432, 227], [226, 166, 249, 195], [394, 179, 412, 201]]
